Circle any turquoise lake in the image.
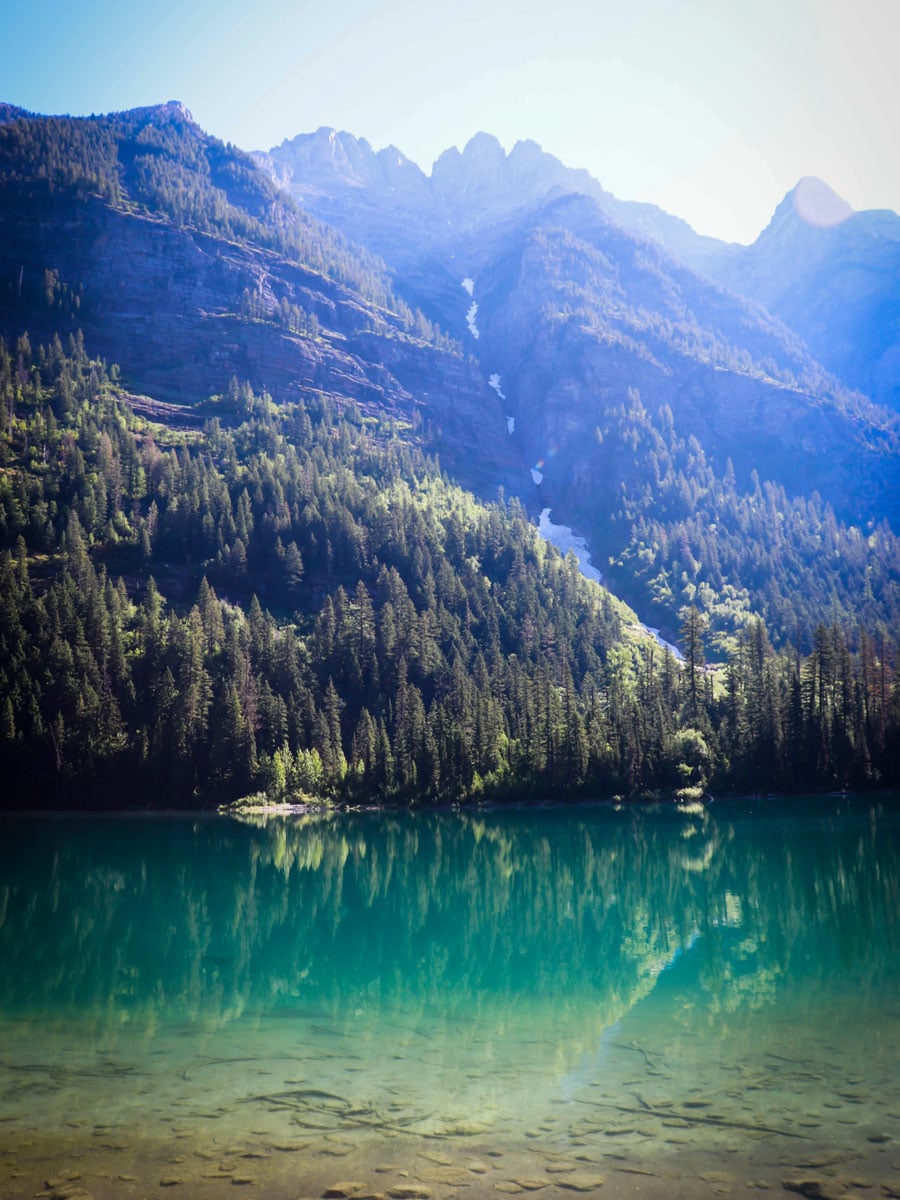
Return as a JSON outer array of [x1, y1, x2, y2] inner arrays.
[[1, 798, 899, 1200]]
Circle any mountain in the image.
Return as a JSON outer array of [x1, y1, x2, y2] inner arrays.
[[259, 126, 900, 643], [267, 129, 900, 416], [697, 178, 900, 411], [261, 130, 899, 516], [260, 126, 727, 273], [0, 103, 523, 496], [1, 102, 899, 809]]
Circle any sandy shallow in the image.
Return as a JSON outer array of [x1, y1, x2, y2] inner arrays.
[[3, 1008, 899, 1200]]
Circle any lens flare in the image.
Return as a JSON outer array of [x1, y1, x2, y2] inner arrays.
[[793, 176, 853, 228]]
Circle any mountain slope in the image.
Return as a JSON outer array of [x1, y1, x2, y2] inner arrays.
[[0, 104, 524, 497], [3, 335, 896, 808], [1, 104, 898, 806], [258, 125, 900, 646], [261, 129, 899, 518], [261, 126, 728, 273], [475, 192, 900, 526]]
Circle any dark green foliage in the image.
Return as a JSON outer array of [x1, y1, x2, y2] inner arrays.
[[586, 390, 900, 650], [1, 336, 897, 809]]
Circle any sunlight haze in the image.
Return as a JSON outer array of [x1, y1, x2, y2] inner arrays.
[[4, 0, 899, 244]]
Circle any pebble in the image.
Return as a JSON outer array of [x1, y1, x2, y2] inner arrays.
[[511, 1178, 551, 1190], [419, 1167, 473, 1185], [159, 1180, 184, 1188], [387, 1187, 431, 1199], [557, 1175, 605, 1191], [323, 1185, 368, 1198]]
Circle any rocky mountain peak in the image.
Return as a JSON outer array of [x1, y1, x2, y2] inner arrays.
[[431, 132, 579, 224], [267, 126, 428, 202], [122, 100, 196, 127], [461, 130, 506, 161]]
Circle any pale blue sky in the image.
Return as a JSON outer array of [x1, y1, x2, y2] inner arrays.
[[4, 0, 898, 243]]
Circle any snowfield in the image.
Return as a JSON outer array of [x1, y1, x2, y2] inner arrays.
[[537, 508, 603, 582], [536, 508, 685, 661]]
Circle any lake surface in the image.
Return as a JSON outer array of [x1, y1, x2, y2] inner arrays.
[[1, 798, 899, 1200]]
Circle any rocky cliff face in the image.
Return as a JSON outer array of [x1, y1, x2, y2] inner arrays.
[[474, 198, 900, 532], [0, 110, 526, 501], [259, 128, 900, 531], [262, 127, 726, 272]]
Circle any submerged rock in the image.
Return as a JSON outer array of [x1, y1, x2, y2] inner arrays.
[[782, 1181, 846, 1200]]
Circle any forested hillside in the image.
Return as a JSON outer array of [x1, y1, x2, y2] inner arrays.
[[0, 101, 398, 305], [0, 104, 527, 498], [2, 335, 897, 809], [1, 103, 899, 809]]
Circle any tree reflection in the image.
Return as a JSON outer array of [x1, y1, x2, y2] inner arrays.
[[0, 800, 897, 1053]]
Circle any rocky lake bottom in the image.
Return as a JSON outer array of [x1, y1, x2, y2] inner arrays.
[[1, 802, 898, 1200]]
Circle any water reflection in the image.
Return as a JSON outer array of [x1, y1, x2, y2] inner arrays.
[[1, 799, 899, 1199], [1, 798, 897, 1042]]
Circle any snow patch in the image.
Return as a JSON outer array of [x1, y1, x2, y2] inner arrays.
[[537, 508, 602, 583], [466, 301, 480, 339], [531, 468, 544, 485], [461, 278, 480, 337], [488, 372, 506, 400], [507, 416, 515, 434]]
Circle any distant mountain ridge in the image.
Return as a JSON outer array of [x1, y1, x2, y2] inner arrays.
[[258, 123, 900, 528], [262, 127, 900, 414], [258, 126, 727, 269]]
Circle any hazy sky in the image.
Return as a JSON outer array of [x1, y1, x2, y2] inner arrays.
[[4, 0, 898, 243]]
